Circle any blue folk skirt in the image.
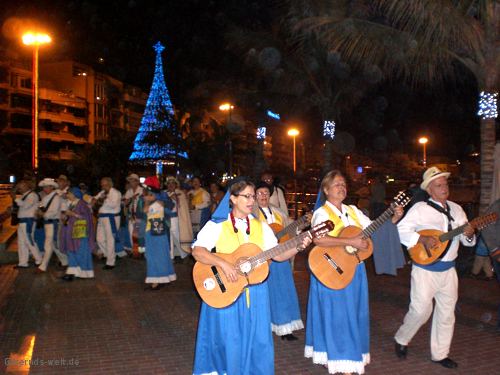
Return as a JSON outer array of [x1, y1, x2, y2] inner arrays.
[[305, 263, 370, 374], [268, 260, 304, 335], [145, 231, 176, 283], [193, 282, 274, 375]]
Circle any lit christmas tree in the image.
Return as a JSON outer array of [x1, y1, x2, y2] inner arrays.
[[129, 41, 186, 167]]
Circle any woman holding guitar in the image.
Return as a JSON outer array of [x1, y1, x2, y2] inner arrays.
[[305, 170, 402, 375], [191, 178, 312, 375], [254, 181, 304, 341]]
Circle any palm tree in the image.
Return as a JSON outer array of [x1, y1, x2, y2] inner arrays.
[[290, 0, 499, 212]]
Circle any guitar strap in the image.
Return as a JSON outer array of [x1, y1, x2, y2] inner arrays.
[[426, 200, 454, 259]]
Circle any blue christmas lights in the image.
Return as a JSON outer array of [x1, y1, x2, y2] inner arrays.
[[130, 42, 186, 161], [256, 127, 266, 140], [323, 120, 336, 139], [477, 91, 498, 119], [267, 110, 280, 120]]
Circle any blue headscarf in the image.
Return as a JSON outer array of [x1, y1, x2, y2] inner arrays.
[[314, 188, 325, 211], [210, 177, 250, 224], [69, 187, 83, 199]]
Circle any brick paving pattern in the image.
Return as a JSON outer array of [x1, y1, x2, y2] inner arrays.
[[0, 249, 498, 374]]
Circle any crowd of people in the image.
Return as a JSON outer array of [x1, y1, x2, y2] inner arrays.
[[4, 166, 498, 374]]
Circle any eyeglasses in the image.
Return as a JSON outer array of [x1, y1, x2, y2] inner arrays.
[[256, 192, 270, 197], [237, 194, 256, 200]]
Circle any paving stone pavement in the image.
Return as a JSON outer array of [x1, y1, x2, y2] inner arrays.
[[0, 250, 498, 375]]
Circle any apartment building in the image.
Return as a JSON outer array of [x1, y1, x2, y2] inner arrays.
[[0, 54, 147, 163]]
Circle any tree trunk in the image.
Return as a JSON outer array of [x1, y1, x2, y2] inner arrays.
[[479, 1, 499, 214]]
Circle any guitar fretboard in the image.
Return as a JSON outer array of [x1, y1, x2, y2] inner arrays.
[[249, 230, 312, 265], [362, 204, 395, 238], [276, 215, 309, 240]]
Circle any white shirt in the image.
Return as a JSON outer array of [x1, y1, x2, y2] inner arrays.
[[56, 187, 69, 211], [269, 186, 289, 216], [193, 214, 278, 252], [40, 191, 61, 220], [15, 191, 39, 219], [124, 186, 144, 214], [397, 199, 476, 262], [95, 188, 122, 214], [312, 201, 371, 229]]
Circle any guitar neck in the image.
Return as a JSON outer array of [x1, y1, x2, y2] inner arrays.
[[251, 231, 310, 263], [276, 216, 307, 240], [362, 205, 394, 238], [439, 224, 467, 242]]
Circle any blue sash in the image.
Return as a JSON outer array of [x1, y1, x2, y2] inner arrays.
[[98, 213, 120, 244], [18, 218, 35, 246]]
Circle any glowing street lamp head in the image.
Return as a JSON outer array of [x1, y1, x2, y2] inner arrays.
[[287, 128, 299, 137], [418, 137, 428, 145], [22, 32, 52, 46], [219, 103, 234, 111]]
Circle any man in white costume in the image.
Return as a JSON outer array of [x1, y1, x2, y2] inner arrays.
[[394, 167, 475, 369], [12, 180, 43, 268], [93, 177, 122, 269], [36, 178, 68, 272]]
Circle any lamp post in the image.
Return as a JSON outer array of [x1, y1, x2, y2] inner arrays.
[[22, 32, 51, 173], [287, 128, 299, 173], [287, 128, 300, 218], [219, 102, 234, 176], [418, 136, 428, 167]]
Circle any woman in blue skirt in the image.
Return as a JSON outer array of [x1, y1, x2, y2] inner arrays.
[[254, 181, 303, 341], [192, 179, 312, 375], [60, 187, 96, 280], [305, 170, 402, 374], [143, 176, 176, 290]]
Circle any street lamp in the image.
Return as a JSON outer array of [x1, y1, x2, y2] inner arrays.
[[219, 102, 234, 176], [418, 136, 428, 167], [287, 128, 300, 219], [287, 128, 299, 173], [22, 32, 52, 173]]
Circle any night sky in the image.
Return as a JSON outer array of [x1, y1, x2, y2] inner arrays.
[[0, 0, 483, 160]]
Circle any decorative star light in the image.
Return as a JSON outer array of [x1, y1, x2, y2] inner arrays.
[[477, 91, 498, 119], [256, 127, 266, 140], [323, 120, 336, 139]]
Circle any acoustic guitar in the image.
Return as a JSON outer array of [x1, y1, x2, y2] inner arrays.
[[268, 212, 312, 243], [192, 220, 333, 308], [408, 212, 498, 265], [308, 191, 411, 290]]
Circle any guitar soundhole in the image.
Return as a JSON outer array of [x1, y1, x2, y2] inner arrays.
[[323, 253, 343, 275]]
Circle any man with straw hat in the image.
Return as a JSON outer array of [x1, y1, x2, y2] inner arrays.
[[394, 166, 475, 369]]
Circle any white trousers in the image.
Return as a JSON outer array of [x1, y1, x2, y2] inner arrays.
[[96, 216, 120, 266], [126, 218, 135, 251], [395, 266, 458, 361], [17, 222, 43, 266], [39, 223, 68, 271]]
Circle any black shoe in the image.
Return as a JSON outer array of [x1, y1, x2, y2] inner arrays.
[[13, 265, 30, 269], [62, 274, 74, 281], [281, 334, 299, 341], [103, 265, 115, 270], [395, 341, 408, 359], [144, 284, 164, 291], [432, 358, 457, 369]]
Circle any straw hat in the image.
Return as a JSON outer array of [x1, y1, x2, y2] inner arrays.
[[38, 178, 59, 189], [126, 173, 140, 182], [420, 166, 450, 191]]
